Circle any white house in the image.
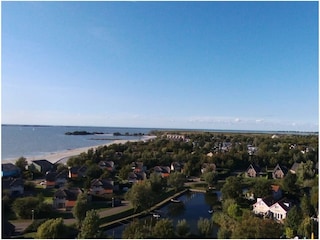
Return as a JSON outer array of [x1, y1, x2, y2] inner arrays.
[[253, 196, 292, 221]]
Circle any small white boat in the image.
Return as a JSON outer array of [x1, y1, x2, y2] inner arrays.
[[170, 198, 181, 203], [153, 213, 161, 218], [208, 209, 214, 214]]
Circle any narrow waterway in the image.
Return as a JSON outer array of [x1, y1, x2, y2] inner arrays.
[[105, 191, 220, 238]]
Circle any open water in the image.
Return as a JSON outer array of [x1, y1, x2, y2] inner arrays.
[[1, 125, 154, 161]]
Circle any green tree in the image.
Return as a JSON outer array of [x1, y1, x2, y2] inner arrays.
[[15, 157, 28, 172], [296, 160, 315, 184], [73, 193, 89, 226], [232, 213, 283, 238], [197, 217, 213, 237], [149, 172, 164, 193], [285, 205, 303, 233], [176, 219, 191, 238], [85, 165, 103, 181], [152, 218, 175, 239], [221, 176, 243, 201], [125, 181, 155, 212], [300, 194, 313, 217], [36, 218, 66, 239], [122, 220, 146, 239], [78, 210, 102, 239], [202, 171, 217, 187], [282, 172, 299, 195], [119, 164, 132, 181], [167, 172, 185, 191], [12, 197, 39, 219], [227, 203, 242, 219], [252, 178, 271, 198], [297, 217, 312, 238]]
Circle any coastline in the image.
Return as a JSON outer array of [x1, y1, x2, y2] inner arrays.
[[3, 135, 157, 165]]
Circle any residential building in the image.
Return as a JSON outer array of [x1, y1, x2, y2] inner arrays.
[[89, 178, 114, 195], [154, 166, 171, 178], [272, 164, 288, 179], [245, 164, 263, 178], [2, 178, 24, 197], [29, 159, 54, 174], [2, 163, 20, 178], [53, 188, 82, 211]]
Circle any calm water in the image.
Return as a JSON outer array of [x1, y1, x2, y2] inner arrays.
[[1, 125, 154, 161], [105, 191, 219, 238]]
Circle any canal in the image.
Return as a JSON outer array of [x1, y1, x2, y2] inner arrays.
[[105, 191, 220, 238]]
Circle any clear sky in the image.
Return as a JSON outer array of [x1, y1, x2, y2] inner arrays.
[[1, 1, 318, 131]]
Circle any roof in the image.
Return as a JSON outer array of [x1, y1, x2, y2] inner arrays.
[[273, 198, 292, 212], [273, 164, 288, 174], [32, 159, 54, 170], [247, 164, 261, 173], [45, 170, 68, 181], [91, 178, 114, 189], [258, 196, 277, 207], [2, 163, 20, 172], [54, 188, 81, 200]]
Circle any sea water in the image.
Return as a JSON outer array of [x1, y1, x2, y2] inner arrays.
[[1, 125, 153, 161]]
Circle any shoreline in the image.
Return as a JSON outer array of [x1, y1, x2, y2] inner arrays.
[[3, 135, 157, 165]]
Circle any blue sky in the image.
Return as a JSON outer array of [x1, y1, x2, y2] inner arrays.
[[2, 1, 318, 131]]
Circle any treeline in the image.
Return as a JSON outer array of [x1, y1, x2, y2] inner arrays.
[[67, 132, 318, 179]]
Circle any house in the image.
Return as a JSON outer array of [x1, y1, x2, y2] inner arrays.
[[53, 188, 82, 211], [245, 164, 263, 178], [131, 162, 146, 173], [29, 159, 54, 174], [272, 164, 288, 179], [98, 161, 115, 172], [128, 171, 146, 184], [44, 171, 68, 188], [247, 145, 258, 155], [269, 198, 292, 221], [154, 166, 171, 178], [253, 196, 293, 221], [2, 178, 24, 197], [2, 163, 20, 178], [166, 134, 186, 141], [253, 196, 277, 216], [89, 178, 114, 195], [201, 163, 216, 174], [68, 165, 87, 179], [171, 162, 183, 172], [290, 162, 301, 174]]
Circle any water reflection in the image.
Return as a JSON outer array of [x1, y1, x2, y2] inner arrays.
[[167, 202, 186, 217], [105, 191, 219, 238]]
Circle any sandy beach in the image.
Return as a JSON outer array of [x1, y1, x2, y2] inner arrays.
[[4, 135, 157, 165]]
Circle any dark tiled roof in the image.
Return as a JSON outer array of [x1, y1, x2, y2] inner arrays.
[[54, 188, 81, 201], [2, 163, 20, 172], [32, 159, 54, 171], [91, 178, 114, 189]]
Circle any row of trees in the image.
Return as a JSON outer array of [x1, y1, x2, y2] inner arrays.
[[122, 217, 214, 238]]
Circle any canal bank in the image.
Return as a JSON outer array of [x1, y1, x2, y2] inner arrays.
[[103, 190, 219, 238], [100, 189, 189, 230]]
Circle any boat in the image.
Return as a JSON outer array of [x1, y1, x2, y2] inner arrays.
[[170, 198, 181, 203], [153, 213, 161, 218], [208, 209, 214, 214]]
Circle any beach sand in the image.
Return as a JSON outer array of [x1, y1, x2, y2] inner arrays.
[[4, 135, 157, 165]]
